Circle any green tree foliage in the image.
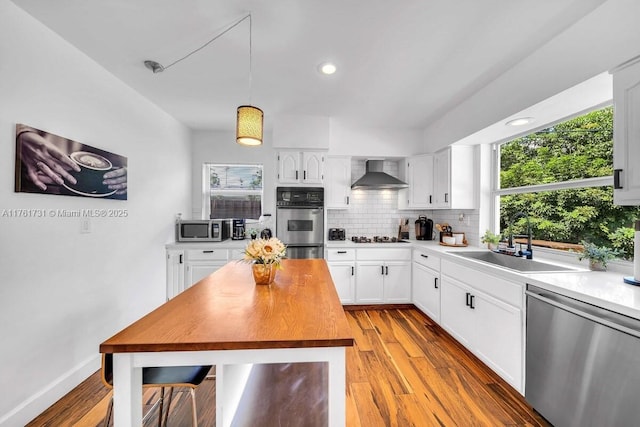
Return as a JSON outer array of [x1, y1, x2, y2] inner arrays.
[[500, 107, 639, 253]]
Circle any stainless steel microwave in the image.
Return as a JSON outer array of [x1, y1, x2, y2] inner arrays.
[[176, 220, 230, 242]]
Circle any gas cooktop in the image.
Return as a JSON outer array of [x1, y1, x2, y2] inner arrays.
[[351, 236, 409, 243]]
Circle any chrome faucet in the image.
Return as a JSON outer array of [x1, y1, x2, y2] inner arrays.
[[507, 211, 533, 259]]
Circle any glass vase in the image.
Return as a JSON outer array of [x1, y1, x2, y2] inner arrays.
[[252, 263, 275, 285]]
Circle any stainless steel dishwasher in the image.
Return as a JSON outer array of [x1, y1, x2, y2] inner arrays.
[[525, 284, 640, 427]]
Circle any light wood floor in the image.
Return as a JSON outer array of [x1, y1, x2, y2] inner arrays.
[[27, 308, 548, 426]]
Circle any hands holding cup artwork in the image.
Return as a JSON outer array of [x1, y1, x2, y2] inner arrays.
[[17, 124, 128, 197]]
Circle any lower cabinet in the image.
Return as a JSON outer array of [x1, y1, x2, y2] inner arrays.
[[440, 259, 524, 392], [327, 262, 356, 304], [412, 262, 440, 321], [166, 246, 230, 299]]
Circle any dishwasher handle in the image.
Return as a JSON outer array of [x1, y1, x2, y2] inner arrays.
[[526, 289, 640, 339]]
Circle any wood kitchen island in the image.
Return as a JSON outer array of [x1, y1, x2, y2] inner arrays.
[[100, 259, 354, 426]]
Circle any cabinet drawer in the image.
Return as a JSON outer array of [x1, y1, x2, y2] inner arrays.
[[413, 250, 440, 270], [441, 259, 522, 308], [356, 248, 411, 261], [326, 248, 356, 261], [186, 248, 228, 261]]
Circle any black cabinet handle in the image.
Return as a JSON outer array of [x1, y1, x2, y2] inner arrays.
[[465, 292, 471, 307], [429, 195, 432, 204], [295, 170, 299, 180], [304, 170, 307, 180], [434, 277, 438, 289], [381, 265, 384, 275], [385, 266, 389, 275], [445, 193, 449, 203], [470, 295, 476, 309], [614, 169, 623, 189], [337, 250, 347, 254], [346, 196, 350, 205], [179, 254, 183, 264], [420, 254, 429, 258], [351, 266, 354, 275], [203, 250, 214, 253]]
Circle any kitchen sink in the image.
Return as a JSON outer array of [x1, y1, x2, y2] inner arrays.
[[449, 251, 583, 273]]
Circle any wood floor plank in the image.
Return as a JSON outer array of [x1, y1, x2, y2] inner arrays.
[[27, 308, 548, 427]]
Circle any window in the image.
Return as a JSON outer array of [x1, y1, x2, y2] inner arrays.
[[203, 164, 263, 220], [493, 106, 639, 258]]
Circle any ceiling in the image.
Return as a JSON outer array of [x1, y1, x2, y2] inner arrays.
[[12, 0, 608, 133]]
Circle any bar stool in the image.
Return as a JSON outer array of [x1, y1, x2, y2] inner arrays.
[[101, 353, 212, 427]]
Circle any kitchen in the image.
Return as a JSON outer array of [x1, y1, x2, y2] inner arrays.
[[2, 1, 640, 426]]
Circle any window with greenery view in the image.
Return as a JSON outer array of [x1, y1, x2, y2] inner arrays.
[[496, 106, 639, 259], [204, 164, 263, 220]]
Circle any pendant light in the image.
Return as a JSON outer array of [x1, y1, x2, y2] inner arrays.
[[143, 13, 263, 146], [236, 14, 263, 146]]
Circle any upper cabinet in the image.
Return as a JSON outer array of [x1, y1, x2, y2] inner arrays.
[[612, 56, 640, 205], [433, 146, 476, 209], [399, 146, 476, 210], [277, 150, 325, 185], [325, 156, 352, 209], [398, 154, 434, 209]]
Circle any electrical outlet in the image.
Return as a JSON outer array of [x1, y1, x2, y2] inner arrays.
[[81, 218, 91, 234]]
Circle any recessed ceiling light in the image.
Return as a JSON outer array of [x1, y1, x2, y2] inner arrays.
[[505, 117, 534, 126], [319, 62, 337, 75]]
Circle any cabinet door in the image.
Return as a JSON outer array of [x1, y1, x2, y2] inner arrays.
[[613, 58, 640, 205], [325, 157, 352, 208], [433, 149, 451, 208], [384, 261, 412, 303], [440, 275, 475, 349], [166, 249, 185, 300], [302, 151, 324, 184], [409, 155, 434, 208], [328, 262, 356, 304], [277, 151, 300, 183], [412, 263, 440, 321], [473, 291, 523, 391], [186, 262, 226, 287], [356, 262, 385, 303]]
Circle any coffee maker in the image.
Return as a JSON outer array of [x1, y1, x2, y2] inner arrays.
[[232, 219, 246, 240], [415, 216, 434, 240]]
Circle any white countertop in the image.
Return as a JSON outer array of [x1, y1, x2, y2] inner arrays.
[[167, 238, 640, 320]]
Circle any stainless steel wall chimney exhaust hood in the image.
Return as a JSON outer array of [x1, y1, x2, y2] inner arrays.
[[351, 160, 408, 190]]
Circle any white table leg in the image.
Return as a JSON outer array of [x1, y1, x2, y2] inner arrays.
[[113, 353, 142, 426], [327, 347, 346, 427]]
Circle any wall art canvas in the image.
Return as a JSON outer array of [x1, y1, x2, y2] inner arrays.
[[15, 124, 127, 200]]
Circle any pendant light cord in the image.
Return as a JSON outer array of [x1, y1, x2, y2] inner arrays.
[[155, 13, 251, 72]]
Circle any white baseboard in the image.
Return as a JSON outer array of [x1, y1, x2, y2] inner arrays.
[[0, 354, 101, 427]]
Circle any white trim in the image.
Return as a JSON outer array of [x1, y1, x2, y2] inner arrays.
[[495, 176, 613, 196]]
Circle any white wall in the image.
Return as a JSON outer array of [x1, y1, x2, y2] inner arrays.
[[330, 120, 423, 157], [0, 3, 191, 426], [422, 0, 640, 151]]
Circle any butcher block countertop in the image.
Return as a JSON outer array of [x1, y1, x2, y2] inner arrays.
[[100, 259, 354, 353]]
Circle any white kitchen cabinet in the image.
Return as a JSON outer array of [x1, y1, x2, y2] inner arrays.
[[433, 146, 476, 209], [185, 248, 228, 289], [166, 247, 230, 299], [325, 156, 352, 209], [440, 259, 523, 392], [166, 249, 185, 301], [277, 150, 325, 185], [355, 262, 386, 303], [355, 248, 412, 304], [612, 56, 640, 205], [328, 262, 356, 304], [412, 250, 440, 321], [326, 248, 356, 304], [398, 154, 434, 209]]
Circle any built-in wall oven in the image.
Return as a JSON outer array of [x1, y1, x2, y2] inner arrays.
[[276, 187, 324, 259]]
